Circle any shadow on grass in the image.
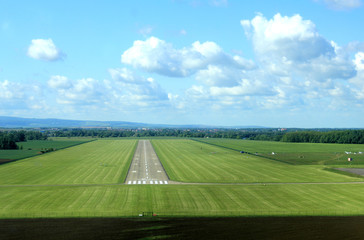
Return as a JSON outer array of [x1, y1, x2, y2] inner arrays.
[[1, 216, 364, 240]]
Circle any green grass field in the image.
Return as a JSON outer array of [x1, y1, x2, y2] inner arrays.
[[195, 138, 364, 165], [152, 139, 362, 183], [1, 184, 364, 218], [1, 138, 364, 220], [0, 139, 137, 185], [0, 139, 92, 163]]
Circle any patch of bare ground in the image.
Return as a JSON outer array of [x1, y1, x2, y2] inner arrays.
[[335, 168, 364, 176]]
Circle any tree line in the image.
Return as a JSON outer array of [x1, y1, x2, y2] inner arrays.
[[1, 128, 364, 149], [47, 128, 283, 139], [280, 130, 364, 144], [47, 128, 364, 144], [0, 130, 47, 149]]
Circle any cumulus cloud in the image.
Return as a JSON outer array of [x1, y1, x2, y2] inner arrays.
[[195, 65, 239, 87], [108, 68, 168, 105], [46, 69, 169, 110], [241, 13, 334, 62], [0, 80, 24, 100], [48, 75, 72, 89], [121, 36, 253, 77], [354, 52, 364, 71], [27, 38, 64, 61], [0, 80, 47, 112], [349, 52, 364, 99], [241, 13, 356, 82], [172, 13, 363, 114], [48, 76, 103, 105]]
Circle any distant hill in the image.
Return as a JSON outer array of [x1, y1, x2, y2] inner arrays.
[[0, 116, 266, 129]]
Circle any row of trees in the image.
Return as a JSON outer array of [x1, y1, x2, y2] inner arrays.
[[281, 130, 364, 144], [0, 130, 47, 149], [1, 128, 363, 148], [47, 128, 284, 139], [47, 128, 364, 144]]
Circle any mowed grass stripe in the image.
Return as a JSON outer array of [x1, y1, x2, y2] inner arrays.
[[152, 139, 361, 183], [196, 138, 364, 166], [0, 140, 137, 185], [1, 184, 364, 217]]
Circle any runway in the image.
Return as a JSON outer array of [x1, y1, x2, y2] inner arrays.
[[125, 140, 169, 184]]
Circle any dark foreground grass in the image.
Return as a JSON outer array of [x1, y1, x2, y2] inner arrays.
[[1, 217, 364, 240]]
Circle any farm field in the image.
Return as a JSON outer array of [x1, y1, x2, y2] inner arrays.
[[195, 138, 364, 165], [0, 139, 92, 164], [0, 139, 137, 185], [152, 139, 363, 183]]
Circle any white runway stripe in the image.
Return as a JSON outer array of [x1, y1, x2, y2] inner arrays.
[[128, 180, 169, 184]]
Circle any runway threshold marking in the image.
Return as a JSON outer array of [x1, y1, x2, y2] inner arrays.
[[126, 180, 169, 185]]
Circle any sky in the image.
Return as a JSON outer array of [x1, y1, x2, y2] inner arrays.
[[1, 0, 364, 128]]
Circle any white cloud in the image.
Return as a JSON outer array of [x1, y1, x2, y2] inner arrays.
[[108, 68, 168, 104], [48, 76, 103, 105], [241, 13, 334, 62], [0, 80, 24, 100], [195, 65, 239, 87], [27, 38, 63, 61], [354, 52, 364, 71], [167, 13, 363, 114], [209, 78, 275, 97], [241, 13, 356, 81], [48, 75, 72, 89], [0, 80, 47, 112], [121, 36, 252, 77]]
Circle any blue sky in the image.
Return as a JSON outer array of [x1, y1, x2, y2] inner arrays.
[[1, 0, 364, 127]]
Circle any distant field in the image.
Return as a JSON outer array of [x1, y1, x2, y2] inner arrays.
[[0, 139, 92, 163], [1, 184, 364, 218], [195, 138, 364, 165], [152, 139, 362, 183], [0, 139, 137, 185]]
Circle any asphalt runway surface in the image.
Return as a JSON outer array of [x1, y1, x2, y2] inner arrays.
[[125, 140, 170, 184]]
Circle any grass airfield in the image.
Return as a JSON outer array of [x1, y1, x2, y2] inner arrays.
[[0, 138, 364, 218], [1, 138, 364, 239]]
